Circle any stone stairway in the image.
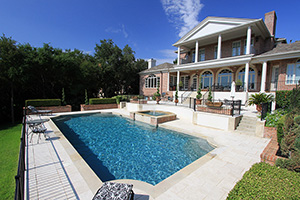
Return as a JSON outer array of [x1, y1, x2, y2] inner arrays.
[[235, 115, 258, 136]]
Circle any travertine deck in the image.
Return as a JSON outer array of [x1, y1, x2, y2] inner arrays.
[[26, 108, 269, 200]]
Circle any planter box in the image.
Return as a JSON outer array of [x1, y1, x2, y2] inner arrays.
[[26, 105, 72, 114], [206, 102, 223, 107], [80, 104, 118, 111]]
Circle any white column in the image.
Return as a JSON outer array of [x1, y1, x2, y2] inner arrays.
[[246, 26, 252, 54], [177, 46, 181, 65], [195, 41, 199, 63], [244, 63, 250, 92], [177, 71, 180, 91], [167, 72, 170, 91], [217, 34, 222, 59], [260, 61, 267, 92]]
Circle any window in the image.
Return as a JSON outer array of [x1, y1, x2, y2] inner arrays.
[[145, 74, 160, 88], [243, 38, 254, 54], [214, 46, 218, 59], [181, 76, 189, 90], [192, 75, 197, 90], [286, 60, 300, 84], [237, 67, 256, 90], [199, 48, 205, 61], [201, 71, 213, 89], [232, 41, 241, 56], [169, 76, 177, 87], [218, 69, 232, 89], [192, 51, 196, 62]]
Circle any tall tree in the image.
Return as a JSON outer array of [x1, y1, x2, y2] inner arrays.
[[0, 35, 23, 123]]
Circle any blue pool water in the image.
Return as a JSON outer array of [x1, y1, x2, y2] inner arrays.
[[53, 113, 214, 185], [140, 111, 166, 116]]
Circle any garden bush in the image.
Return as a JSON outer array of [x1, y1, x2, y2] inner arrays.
[[264, 109, 287, 127], [89, 98, 116, 105], [276, 90, 292, 109], [227, 162, 300, 199], [25, 99, 61, 107]]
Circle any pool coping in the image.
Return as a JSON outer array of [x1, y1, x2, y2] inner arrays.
[[48, 110, 220, 199]]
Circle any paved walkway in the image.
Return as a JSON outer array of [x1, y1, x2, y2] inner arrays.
[[26, 108, 269, 200]]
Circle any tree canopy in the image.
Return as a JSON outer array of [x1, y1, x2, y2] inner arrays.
[[0, 35, 147, 123]]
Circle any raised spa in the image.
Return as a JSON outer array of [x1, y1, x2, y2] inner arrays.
[[130, 110, 176, 126]]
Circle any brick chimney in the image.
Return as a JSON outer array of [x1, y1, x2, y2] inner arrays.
[[264, 11, 277, 36]]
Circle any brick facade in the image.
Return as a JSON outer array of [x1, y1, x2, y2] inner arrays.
[[260, 127, 287, 165], [27, 105, 72, 114], [80, 104, 118, 111]]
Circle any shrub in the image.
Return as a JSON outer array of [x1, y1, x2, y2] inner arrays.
[[89, 98, 116, 105], [276, 151, 300, 172], [196, 77, 202, 99], [25, 99, 61, 107], [227, 162, 300, 199], [207, 87, 212, 102], [264, 109, 287, 127], [116, 96, 121, 104], [277, 122, 284, 146], [248, 92, 274, 106], [294, 115, 300, 125], [276, 90, 292, 109]]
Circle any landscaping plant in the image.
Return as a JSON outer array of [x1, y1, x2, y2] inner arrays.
[[207, 87, 213, 102], [227, 162, 300, 199], [196, 77, 202, 100]]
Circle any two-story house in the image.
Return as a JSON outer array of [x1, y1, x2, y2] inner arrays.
[[139, 11, 300, 103]]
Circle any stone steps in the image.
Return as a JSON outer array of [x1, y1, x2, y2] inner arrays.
[[235, 115, 258, 136]]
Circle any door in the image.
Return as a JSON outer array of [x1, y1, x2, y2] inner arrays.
[[270, 66, 279, 91]]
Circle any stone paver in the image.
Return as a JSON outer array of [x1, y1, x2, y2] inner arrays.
[[26, 108, 269, 200]]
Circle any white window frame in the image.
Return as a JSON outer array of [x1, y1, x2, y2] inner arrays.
[[286, 61, 300, 85], [217, 69, 233, 88], [232, 41, 241, 56], [145, 74, 160, 88], [214, 46, 218, 59], [201, 71, 213, 89], [199, 48, 205, 61]]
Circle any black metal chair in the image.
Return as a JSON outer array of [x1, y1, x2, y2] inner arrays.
[[93, 182, 134, 200], [27, 105, 52, 115]]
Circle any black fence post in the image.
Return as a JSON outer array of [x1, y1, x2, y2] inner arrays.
[[189, 97, 191, 108], [193, 98, 196, 111], [231, 100, 234, 116]]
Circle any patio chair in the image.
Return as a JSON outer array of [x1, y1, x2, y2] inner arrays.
[[28, 123, 47, 143], [27, 105, 52, 115], [92, 182, 134, 200]]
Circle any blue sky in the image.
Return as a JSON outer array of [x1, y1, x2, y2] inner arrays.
[[1, 0, 300, 64]]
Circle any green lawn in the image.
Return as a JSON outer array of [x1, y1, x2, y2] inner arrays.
[[227, 162, 300, 199], [0, 124, 22, 200]]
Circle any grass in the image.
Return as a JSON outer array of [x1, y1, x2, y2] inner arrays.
[[0, 123, 22, 200], [227, 162, 300, 199]]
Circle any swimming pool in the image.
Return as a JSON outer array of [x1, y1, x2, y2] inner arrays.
[[52, 113, 214, 185]]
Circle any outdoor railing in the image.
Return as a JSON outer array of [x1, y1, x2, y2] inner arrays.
[[261, 102, 272, 121], [14, 108, 27, 200]]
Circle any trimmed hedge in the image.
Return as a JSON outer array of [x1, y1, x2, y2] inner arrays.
[[25, 99, 61, 107], [276, 90, 293, 109], [89, 98, 116, 105], [227, 162, 300, 199]]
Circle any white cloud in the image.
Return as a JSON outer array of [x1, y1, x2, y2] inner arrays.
[[161, 0, 204, 37], [105, 24, 128, 38], [150, 49, 177, 65]]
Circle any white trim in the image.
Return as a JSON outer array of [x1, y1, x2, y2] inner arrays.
[[171, 54, 253, 72]]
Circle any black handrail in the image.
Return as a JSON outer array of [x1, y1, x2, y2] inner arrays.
[[14, 108, 26, 200]]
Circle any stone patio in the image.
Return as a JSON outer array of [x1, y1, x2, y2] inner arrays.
[[25, 107, 269, 200]]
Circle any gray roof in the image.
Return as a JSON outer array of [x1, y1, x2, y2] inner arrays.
[[139, 62, 174, 74], [257, 41, 300, 56]]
